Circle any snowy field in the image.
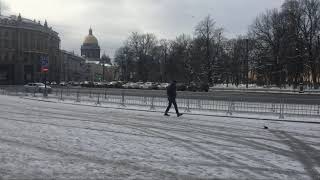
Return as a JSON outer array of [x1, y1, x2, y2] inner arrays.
[[0, 95, 319, 180]]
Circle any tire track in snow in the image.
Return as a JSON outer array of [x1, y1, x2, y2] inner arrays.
[[125, 125, 305, 179], [271, 130, 320, 180], [0, 137, 185, 180]]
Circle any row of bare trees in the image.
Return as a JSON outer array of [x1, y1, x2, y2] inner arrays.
[[114, 16, 225, 85], [114, 0, 320, 88], [250, 0, 320, 88]]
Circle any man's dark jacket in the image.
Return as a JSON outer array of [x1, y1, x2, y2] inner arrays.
[[167, 83, 177, 99]]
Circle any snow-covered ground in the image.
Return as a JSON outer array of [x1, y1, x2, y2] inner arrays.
[[0, 95, 319, 180]]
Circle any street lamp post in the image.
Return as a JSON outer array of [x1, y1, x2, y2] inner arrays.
[[245, 39, 249, 89], [102, 60, 105, 82]]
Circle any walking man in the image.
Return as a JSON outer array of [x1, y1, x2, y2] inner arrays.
[[164, 81, 183, 117]]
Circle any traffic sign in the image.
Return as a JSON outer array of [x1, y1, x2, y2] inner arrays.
[[40, 56, 49, 72]]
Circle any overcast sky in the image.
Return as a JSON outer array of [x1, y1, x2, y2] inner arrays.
[[4, 0, 284, 58]]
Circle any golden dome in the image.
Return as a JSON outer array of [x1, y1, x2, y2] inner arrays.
[[83, 28, 98, 45]]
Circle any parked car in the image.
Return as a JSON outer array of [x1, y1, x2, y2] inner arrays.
[[68, 81, 80, 86], [187, 82, 209, 92], [187, 82, 198, 92], [122, 82, 130, 89], [158, 83, 169, 90], [105, 81, 115, 88], [137, 82, 145, 89], [116, 81, 125, 88], [106, 81, 123, 88], [176, 83, 187, 91], [151, 83, 160, 90], [200, 83, 209, 92], [142, 82, 154, 89], [24, 83, 52, 93], [123, 82, 137, 89], [130, 82, 140, 89], [72, 82, 80, 86], [59, 81, 67, 86], [81, 81, 94, 88], [50, 81, 57, 85], [94, 82, 104, 88]]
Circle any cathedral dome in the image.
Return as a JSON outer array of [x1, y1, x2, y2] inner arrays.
[[83, 28, 98, 45]]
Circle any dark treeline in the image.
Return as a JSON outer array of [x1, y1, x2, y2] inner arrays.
[[114, 0, 320, 89]]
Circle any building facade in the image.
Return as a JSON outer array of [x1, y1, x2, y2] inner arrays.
[[60, 50, 86, 82], [0, 14, 60, 85]]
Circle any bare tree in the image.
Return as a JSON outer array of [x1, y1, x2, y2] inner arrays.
[[298, 0, 320, 88], [194, 15, 223, 85], [250, 9, 287, 86], [167, 34, 193, 83], [159, 39, 170, 82]]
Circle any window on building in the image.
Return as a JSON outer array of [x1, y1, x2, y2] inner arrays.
[[4, 53, 9, 61], [36, 38, 40, 50], [24, 55, 28, 63], [31, 34, 35, 49], [24, 32, 28, 49], [44, 39, 48, 50], [4, 40, 9, 48]]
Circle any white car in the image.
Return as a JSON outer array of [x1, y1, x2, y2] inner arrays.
[[50, 81, 57, 85], [130, 82, 140, 89], [142, 82, 153, 89], [59, 81, 67, 86], [136, 82, 145, 89], [122, 82, 132, 89], [158, 83, 169, 90], [24, 83, 52, 93]]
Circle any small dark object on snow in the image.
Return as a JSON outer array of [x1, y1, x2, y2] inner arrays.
[[264, 126, 269, 129], [164, 113, 170, 116], [177, 113, 183, 117]]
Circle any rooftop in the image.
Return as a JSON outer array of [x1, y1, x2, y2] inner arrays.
[[0, 14, 59, 37]]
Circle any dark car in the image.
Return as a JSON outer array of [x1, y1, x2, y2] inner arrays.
[[176, 83, 187, 91], [187, 82, 209, 92], [81, 81, 94, 88], [199, 83, 209, 92], [187, 82, 198, 92]]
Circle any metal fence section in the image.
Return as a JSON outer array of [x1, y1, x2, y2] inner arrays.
[[1, 86, 320, 119]]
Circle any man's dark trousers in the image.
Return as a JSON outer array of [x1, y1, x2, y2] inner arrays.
[[165, 97, 179, 115]]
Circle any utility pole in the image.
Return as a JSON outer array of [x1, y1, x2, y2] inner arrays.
[[101, 59, 105, 82], [246, 39, 249, 89]]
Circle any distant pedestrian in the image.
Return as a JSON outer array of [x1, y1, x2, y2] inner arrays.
[[164, 81, 183, 117]]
